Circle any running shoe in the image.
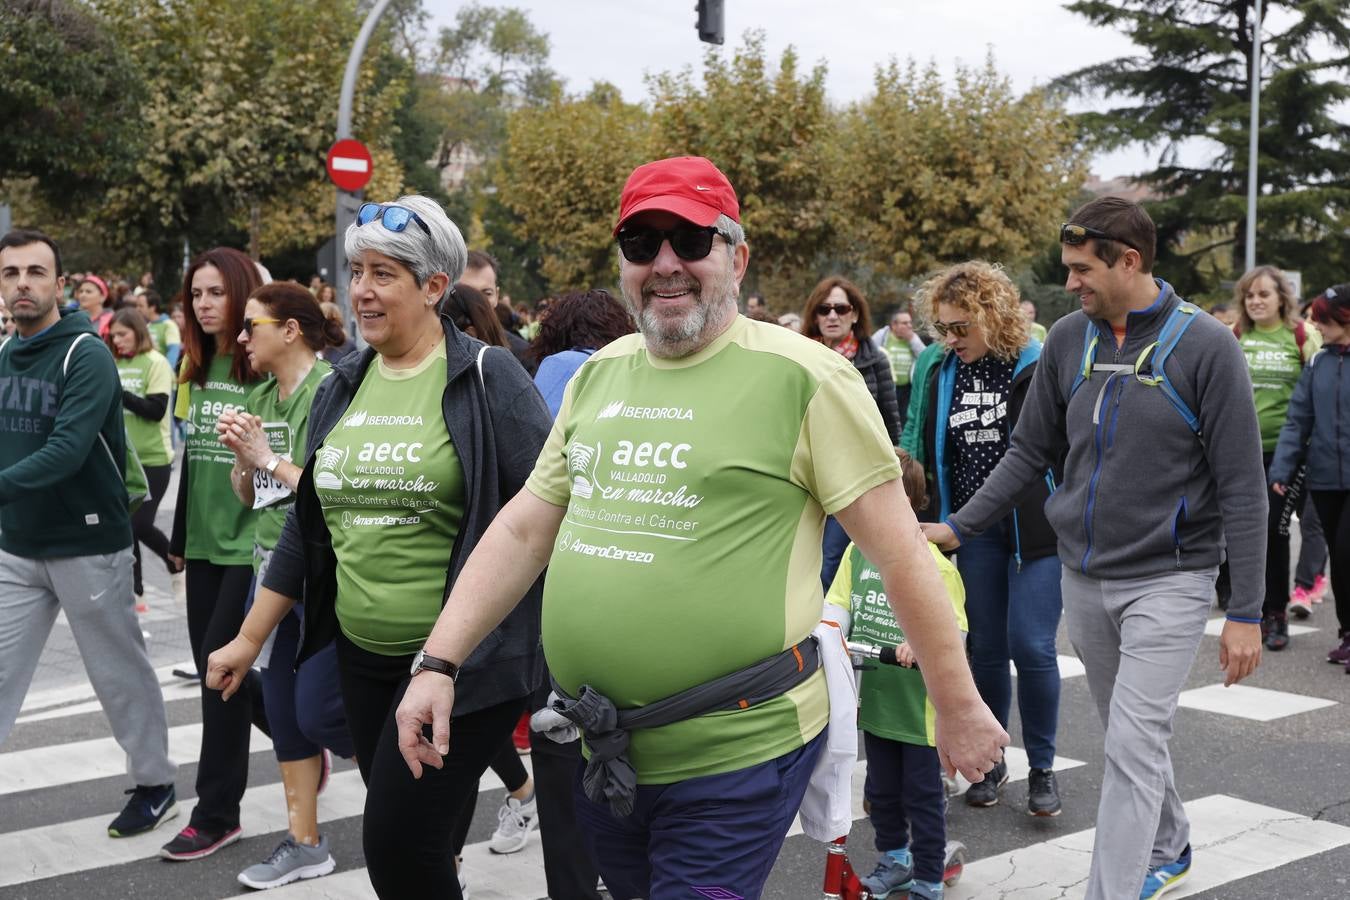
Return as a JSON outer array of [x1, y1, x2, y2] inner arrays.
[[489, 793, 538, 854], [512, 711, 531, 755], [1027, 767, 1062, 817], [1262, 614, 1289, 651], [237, 835, 335, 890], [108, 783, 177, 837], [160, 824, 242, 860], [458, 863, 471, 899], [1310, 573, 1328, 604], [1329, 632, 1350, 665], [1138, 843, 1191, 898], [963, 759, 1008, 808], [908, 879, 945, 900], [1288, 586, 1313, 620], [857, 854, 915, 898]]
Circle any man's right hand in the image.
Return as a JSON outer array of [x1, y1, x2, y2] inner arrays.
[[205, 634, 262, 701], [933, 698, 1010, 784], [919, 521, 960, 552]]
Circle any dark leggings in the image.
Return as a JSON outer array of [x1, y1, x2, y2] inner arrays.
[[261, 604, 354, 762], [335, 633, 527, 899], [131, 464, 172, 594], [449, 733, 530, 857], [1261, 452, 1292, 618], [1310, 491, 1350, 634], [185, 561, 269, 831]]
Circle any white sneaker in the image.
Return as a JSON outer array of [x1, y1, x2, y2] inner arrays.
[[458, 865, 470, 899], [488, 794, 538, 854]]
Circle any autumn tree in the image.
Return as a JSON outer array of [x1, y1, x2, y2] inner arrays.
[[837, 57, 1087, 305], [1056, 0, 1350, 296], [647, 32, 834, 304], [496, 83, 650, 291]]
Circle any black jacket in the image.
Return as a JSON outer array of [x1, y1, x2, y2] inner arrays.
[[263, 314, 554, 716], [852, 337, 901, 444], [921, 351, 1059, 562]]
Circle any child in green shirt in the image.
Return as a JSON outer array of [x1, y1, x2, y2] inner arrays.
[[826, 450, 967, 899]]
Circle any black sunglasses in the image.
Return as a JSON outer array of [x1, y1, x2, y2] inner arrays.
[[1060, 222, 1141, 254], [617, 225, 722, 263], [932, 320, 971, 338], [815, 303, 854, 318], [357, 202, 432, 237]]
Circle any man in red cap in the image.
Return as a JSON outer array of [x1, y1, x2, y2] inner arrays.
[[396, 156, 1004, 899]]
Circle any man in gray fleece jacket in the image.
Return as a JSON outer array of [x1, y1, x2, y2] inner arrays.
[[925, 197, 1266, 900]]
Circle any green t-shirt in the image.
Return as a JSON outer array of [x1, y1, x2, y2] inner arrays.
[[1028, 321, 1048, 344], [177, 355, 256, 565], [1240, 323, 1322, 450], [246, 359, 331, 566], [826, 542, 966, 745], [148, 317, 181, 356], [526, 316, 901, 784], [117, 350, 174, 467], [316, 341, 465, 655], [882, 332, 916, 386]]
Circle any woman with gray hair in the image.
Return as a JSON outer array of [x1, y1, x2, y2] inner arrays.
[[205, 195, 553, 898]]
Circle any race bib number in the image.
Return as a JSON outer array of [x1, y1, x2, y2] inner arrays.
[[252, 455, 293, 509]]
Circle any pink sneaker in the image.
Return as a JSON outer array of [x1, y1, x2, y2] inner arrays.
[[1310, 574, 1328, 604], [1289, 586, 1314, 620]]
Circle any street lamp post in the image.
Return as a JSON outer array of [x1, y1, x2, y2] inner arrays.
[[1245, 0, 1263, 272], [334, 0, 392, 345]]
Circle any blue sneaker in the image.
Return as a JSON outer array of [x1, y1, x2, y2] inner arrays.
[[1139, 844, 1191, 898], [858, 855, 914, 898], [909, 879, 945, 899]]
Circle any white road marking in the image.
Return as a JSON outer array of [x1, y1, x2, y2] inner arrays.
[[1178, 683, 1337, 722]]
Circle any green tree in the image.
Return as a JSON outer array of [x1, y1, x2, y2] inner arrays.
[[837, 57, 1087, 305], [0, 0, 145, 210], [647, 32, 834, 304], [496, 83, 650, 291], [1056, 0, 1350, 295]]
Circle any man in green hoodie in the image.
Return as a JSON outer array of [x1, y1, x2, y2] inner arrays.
[[0, 230, 177, 838]]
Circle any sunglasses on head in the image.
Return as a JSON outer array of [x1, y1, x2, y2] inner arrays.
[[815, 303, 854, 318], [242, 316, 281, 336], [357, 203, 432, 237], [617, 225, 722, 263], [932, 320, 971, 339], [1060, 223, 1141, 254]]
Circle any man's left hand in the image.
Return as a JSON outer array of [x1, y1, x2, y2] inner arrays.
[[1219, 620, 1262, 687], [934, 698, 1010, 784]]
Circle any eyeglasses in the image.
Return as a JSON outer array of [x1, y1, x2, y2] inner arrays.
[[617, 225, 722, 263], [932, 320, 971, 338], [815, 303, 854, 318], [242, 316, 282, 336], [1060, 223, 1142, 254], [357, 203, 432, 237]]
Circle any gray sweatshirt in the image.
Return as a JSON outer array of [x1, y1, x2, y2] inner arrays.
[[948, 281, 1268, 621]]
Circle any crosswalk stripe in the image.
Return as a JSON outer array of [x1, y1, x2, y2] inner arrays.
[[16, 678, 201, 725], [947, 794, 1350, 898], [0, 723, 273, 796], [18, 661, 196, 715], [1204, 616, 1318, 637], [0, 760, 531, 887], [1178, 682, 1337, 722]]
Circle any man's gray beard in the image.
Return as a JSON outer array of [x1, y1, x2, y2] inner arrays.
[[633, 292, 736, 359]]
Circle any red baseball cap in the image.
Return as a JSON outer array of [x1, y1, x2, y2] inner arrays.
[[614, 156, 740, 236]]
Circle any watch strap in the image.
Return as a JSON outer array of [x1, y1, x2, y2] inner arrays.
[[413, 650, 460, 681]]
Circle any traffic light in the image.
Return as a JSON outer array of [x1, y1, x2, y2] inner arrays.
[[696, 0, 724, 45]]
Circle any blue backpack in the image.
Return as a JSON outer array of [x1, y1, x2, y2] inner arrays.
[[1068, 302, 1205, 441]]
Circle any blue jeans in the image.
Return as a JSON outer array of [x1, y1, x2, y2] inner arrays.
[[574, 732, 824, 900], [956, 519, 1062, 769], [863, 732, 946, 883]]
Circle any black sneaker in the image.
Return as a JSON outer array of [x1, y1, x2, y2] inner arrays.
[[964, 759, 1009, 807], [107, 783, 178, 837], [1027, 767, 1062, 817], [160, 824, 242, 860], [1263, 614, 1289, 651]]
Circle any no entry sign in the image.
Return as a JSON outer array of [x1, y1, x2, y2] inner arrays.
[[326, 139, 373, 192]]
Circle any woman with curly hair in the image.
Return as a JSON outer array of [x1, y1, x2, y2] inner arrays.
[[1230, 266, 1322, 646], [530, 289, 636, 416], [912, 260, 1063, 816]]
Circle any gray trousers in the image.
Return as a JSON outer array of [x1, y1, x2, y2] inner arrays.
[[1061, 565, 1215, 900], [0, 547, 176, 787]]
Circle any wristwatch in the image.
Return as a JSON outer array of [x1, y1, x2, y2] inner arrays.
[[264, 455, 282, 474], [410, 649, 460, 681]]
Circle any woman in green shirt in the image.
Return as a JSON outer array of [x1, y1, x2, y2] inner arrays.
[[216, 282, 354, 889], [1232, 265, 1321, 650], [163, 247, 269, 861], [107, 308, 175, 598]]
